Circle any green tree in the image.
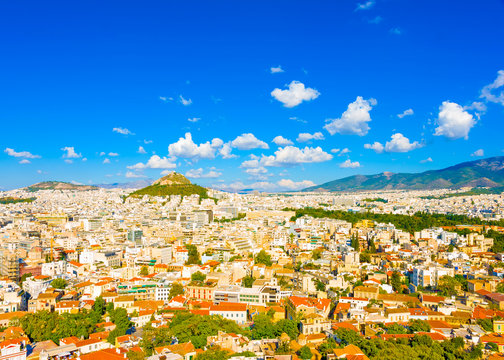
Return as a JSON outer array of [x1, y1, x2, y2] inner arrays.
[[51, 278, 68, 289], [140, 266, 149, 276], [298, 345, 312, 360], [20, 272, 32, 284], [390, 271, 402, 293], [408, 319, 430, 333], [191, 271, 206, 282], [438, 275, 459, 297], [126, 350, 145, 360], [242, 275, 255, 288], [351, 234, 359, 251], [496, 282, 504, 293], [313, 278, 326, 292], [255, 250, 272, 266], [312, 248, 323, 260], [386, 323, 407, 334], [251, 314, 276, 339], [274, 319, 299, 340], [168, 282, 184, 299], [194, 346, 230, 360], [185, 244, 201, 265]]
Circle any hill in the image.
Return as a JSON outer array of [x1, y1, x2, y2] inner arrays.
[[302, 156, 504, 192], [96, 179, 153, 189], [26, 181, 98, 192], [128, 172, 209, 198]]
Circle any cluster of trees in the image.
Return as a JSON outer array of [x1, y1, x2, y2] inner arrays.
[[186, 244, 201, 265], [255, 250, 272, 266], [129, 183, 209, 199], [438, 275, 467, 297], [288, 207, 504, 235], [384, 320, 430, 334], [0, 197, 35, 204], [107, 306, 132, 344], [214, 213, 246, 223], [51, 278, 68, 289], [20, 297, 107, 343], [251, 314, 299, 340], [333, 328, 483, 360]]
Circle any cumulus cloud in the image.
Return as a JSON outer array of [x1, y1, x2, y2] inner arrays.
[[296, 132, 325, 143], [365, 133, 422, 153], [481, 70, 504, 105], [103, 158, 111, 164], [271, 81, 320, 107], [19, 159, 31, 164], [108, 152, 119, 156], [137, 146, 147, 154], [231, 133, 269, 150], [61, 147, 82, 158], [384, 133, 423, 152], [245, 167, 269, 180], [4, 148, 41, 159], [186, 168, 222, 178], [128, 155, 176, 170], [397, 108, 414, 118], [270, 66, 284, 74], [340, 159, 361, 168], [471, 149, 484, 157], [113, 127, 134, 135], [272, 136, 293, 146], [356, 0, 375, 10], [435, 101, 475, 140], [179, 95, 192, 106], [324, 96, 376, 136], [169, 133, 223, 160], [188, 117, 200, 123], [260, 146, 333, 167], [420, 157, 433, 163], [364, 142, 385, 153], [219, 142, 237, 159], [339, 148, 351, 156], [277, 179, 316, 190], [331, 148, 340, 153]]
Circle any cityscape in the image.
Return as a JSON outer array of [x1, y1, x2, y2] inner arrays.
[[1, 1, 504, 360]]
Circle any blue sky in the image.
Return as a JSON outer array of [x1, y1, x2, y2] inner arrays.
[[1, 0, 504, 191]]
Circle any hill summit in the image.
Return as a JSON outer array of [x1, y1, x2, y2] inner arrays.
[[129, 172, 209, 198], [26, 181, 98, 191], [152, 171, 191, 186], [302, 156, 504, 192]]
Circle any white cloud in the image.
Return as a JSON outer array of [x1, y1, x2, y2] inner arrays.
[[19, 159, 31, 164], [464, 101, 487, 120], [324, 96, 376, 136], [340, 159, 361, 168], [356, 0, 375, 10], [4, 148, 41, 159], [82, 158, 87, 162], [339, 148, 351, 155], [245, 167, 269, 180], [128, 155, 176, 170], [61, 147, 82, 158], [168, 133, 223, 160], [481, 70, 504, 105], [331, 148, 340, 153], [270, 66, 284, 74], [137, 146, 147, 154], [179, 95, 192, 106], [219, 142, 237, 159], [99, 152, 106, 156], [435, 101, 475, 140], [260, 146, 333, 167], [277, 179, 315, 190], [384, 133, 423, 152], [103, 158, 111, 164], [471, 149, 484, 157], [365, 133, 422, 153], [397, 108, 414, 118], [64, 159, 73, 164], [159, 96, 174, 102], [240, 157, 261, 168], [113, 127, 134, 135], [231, 133, 269, 150], [186, 168, 222, 178], [364, 142, 385, 153], [289, 116, 307, 123], [420, 157, 433, 163], [296, 132, 325, 143], [108, 152, 119, 157], [126, 171, 146, 178], [271, 81, 320, 107], [144, 139, 153, 144], [188, 117, 200, 123], [272, 136, 293, 146], [390, 28, 402, 35]]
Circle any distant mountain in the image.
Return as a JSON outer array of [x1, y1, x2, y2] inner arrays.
[[26, 181, 98, 191], [97, 179, 154, 189], [128, 172, 209, 198], [302, 156, 504, 192]]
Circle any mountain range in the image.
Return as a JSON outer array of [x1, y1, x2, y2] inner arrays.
[[302, 156, 504, 192], [26, 181, 98, 191]]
